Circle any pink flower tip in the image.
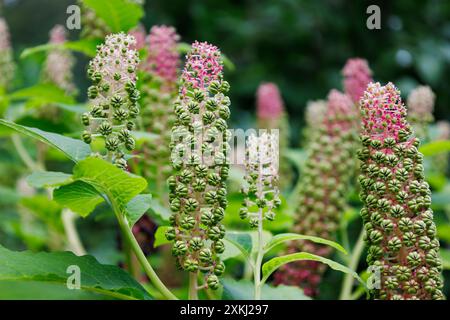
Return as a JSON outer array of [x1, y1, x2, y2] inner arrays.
[[256, 82, 284, 120], [361, 82, 409, 141], [49, 25, 67, 44], [145, 25, 180, 86], [342, 58, 373, 104], [182, 41, 223, 90], [326, 89, 354, 118], [129, 24, 146, 51]]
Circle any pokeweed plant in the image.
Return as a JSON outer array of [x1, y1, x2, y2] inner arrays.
[[240, 131, 281, 299], [274, 90, 358, 297], [0, 17, 15, 92], [358, 82, 444, 300], [165, 41, 231, 299], [407, 85, 435, 142]]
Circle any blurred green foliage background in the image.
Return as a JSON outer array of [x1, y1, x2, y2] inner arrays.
[[2, 0, 449, 145]]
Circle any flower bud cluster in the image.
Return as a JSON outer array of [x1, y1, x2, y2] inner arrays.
[[0, 18, 15, 90], [342, 58, 373, 104], [407, 85, 435, 141], [140, 26, 180, 195], [239, 132, 280, 227], [165, 42, 230, 290], [303, 99, 327, 143], [274, 90, 358, 296], [358, 82, 444, 300], [81, 33, 140, 169], [42, 25, 76, 95], [256, 83, 292, 189]]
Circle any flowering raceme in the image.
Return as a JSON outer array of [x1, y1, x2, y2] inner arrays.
[[165, 41, 231, 291], [42, 25, 76, 95], [407, 85, 435, 141], [240, 132, 281, 227], [82, 33, 140, 169], [140, 25, 180, 199], [256, 83, 291, 189], [342, 58, 373, 104], [358, 82, 444, 300], [0, 18, 15, 90], [274, 90, 357, 296]]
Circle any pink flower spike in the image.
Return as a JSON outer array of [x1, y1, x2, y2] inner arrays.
[[146, 25, 180, 88], [342, 58, 373, 104], [49, 25, 66, 44], [129, 24, 146, 51], [256, 82, 284, 120]]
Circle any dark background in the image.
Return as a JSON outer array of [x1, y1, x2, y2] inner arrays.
[[1, 0, 450, 145]]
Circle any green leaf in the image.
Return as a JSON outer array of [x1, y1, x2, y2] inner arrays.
[[147, 198, 171, 221], [20, 195, 63, 231], [263, 233, 347, 255], [9, 84, 75, 105], [83, 0, 144, 33], [54, 157, 148, 220], [0, 119, 92, 162], [437, 224, 450, 243], [419, 140, 450, 157], [26, 171, 73, 188], [154, 226, 172, 248], [54, 181, 105, 218], [21, 39, 100, 59], [222, 278, 310, 300], [225, 231, 253, 259], [126, 194, 152, 226], [0, 186, 20, 205], [261, 252, 364, 285], [0, 245, 151, 300], [440, 249, 450, 270]]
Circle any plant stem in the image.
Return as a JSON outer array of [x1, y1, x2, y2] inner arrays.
[[61, 209, 86, 256], [115, 208, 178, 300], [11, 134, 42, 171], [339, 227, 365, 300], [189, 271, 199, 300], [254, 208, 264, 300]]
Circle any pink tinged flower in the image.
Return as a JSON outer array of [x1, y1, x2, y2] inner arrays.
[[49, 24, 67, 44], [326, 89, 354, 122], [305, 99, 327, 127], [360, 82, 408, 142], [342, 58, 373, 104], [407, 85, 435, 116], [129, 24, 146, 50], [44, 25, 75, 94], [437, 121, 450, 140], [256, 82, 284, 120], [181, 41, 222, 92], [0, 18, 12, 50], [146, 25, 180, 87]]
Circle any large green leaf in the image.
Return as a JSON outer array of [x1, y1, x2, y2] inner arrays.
[[9, 84, 75, 105], [263, 233, 347, 255], [419, 140, 450, 157], [82, 0, 144, 33], [0, 245, 151, 300], [0, 119, 91, 162], [441, 249, 450, 270], [222, 278, 310, 300], [54, 157, 148, 221], [261, 252, 364, 285], [26, 171, 73, 188], [21, 39, 100, 59], [54, 181, 105, 218], [225, 231, 253, 260], [126, 194, 152, 226]]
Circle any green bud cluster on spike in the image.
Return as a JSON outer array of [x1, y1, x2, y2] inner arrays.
[[274, 90, 358, 297], [140, 26, 180, 200], [358, 82, 444, 300], [165, 41, 230, 290], [240, 132, 281, 226], [82, 33, 140, 170]]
